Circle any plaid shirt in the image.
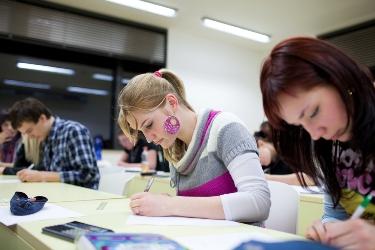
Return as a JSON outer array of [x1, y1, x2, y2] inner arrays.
[[37, 117, 99, 189]]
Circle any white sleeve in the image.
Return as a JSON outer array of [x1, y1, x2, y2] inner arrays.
[[220, 152, 271, 222]]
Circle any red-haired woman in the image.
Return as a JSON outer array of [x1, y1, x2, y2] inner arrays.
[[260, 37, 375, 250]]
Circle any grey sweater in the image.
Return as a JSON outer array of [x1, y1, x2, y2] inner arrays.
[[170, 109, 270, 223]]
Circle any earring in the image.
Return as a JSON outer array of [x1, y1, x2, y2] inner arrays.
[[348, 89, 353, 96], [164, 115, 180, 135]]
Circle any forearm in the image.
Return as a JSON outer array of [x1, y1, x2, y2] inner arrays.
[[223, 153, 271, 222], [118, 162, 142, 168], [266, 174, 299, 185], [0, 162, 13, 168], [266, 173, 315, 186], [169, 195, 225, 219], [40, 171, 61, 182]]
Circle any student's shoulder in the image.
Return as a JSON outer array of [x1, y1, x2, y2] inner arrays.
[[212, 111, 247, 130], [57, 118, 90, 135]]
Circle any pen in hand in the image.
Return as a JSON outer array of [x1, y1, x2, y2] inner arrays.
[[350, 194, 372, 219], [27, 163, 34, 170], [144, 176, 155, 192]]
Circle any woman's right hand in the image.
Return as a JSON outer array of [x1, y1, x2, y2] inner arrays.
[[129, 192, 173, 216]]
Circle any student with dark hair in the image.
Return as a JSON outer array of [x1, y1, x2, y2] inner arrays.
[[118, 132, 170, 172], [255, 123, 314, 185], [0, 110, 21, 168], [8, 97, 100, 189], [260, 37, 375, 249], [117, 132, 157, 169]]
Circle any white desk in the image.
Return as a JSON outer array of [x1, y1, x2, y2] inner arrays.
[[16, 199, 301, 250], [0, 180, 301, 250]]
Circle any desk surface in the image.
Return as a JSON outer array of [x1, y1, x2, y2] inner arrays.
[[17, 199, 300, 250], [0, 182, 122, 203], [0, 179, 302, 250]]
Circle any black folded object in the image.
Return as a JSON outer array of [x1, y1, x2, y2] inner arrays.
[[10, 191, 48, 216]]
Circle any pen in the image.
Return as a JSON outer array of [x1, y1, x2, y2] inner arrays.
[[144, 176, 155, 192], [350, 194, 373, 219], [27, 163, 34, 170]]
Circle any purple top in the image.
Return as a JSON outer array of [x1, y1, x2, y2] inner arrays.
[[178, 171, 237, 196]]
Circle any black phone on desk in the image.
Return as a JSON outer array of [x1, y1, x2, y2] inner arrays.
[[140, 170, 156, 176], [42, 221, 113, 242]]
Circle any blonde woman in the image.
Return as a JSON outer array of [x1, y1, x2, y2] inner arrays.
[[118, 69, 270, 224], [0, 135, 41, 175]]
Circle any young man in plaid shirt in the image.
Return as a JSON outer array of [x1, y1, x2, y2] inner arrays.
[[8, 97, 100, 189]]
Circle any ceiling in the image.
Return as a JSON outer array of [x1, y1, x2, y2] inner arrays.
[[45, 0, 375, 51]]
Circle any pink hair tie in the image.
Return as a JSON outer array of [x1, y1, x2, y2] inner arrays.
[[154, 71, 162, 77]]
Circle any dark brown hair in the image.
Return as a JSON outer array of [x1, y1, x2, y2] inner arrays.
[[260, 37, 375, 204], [0, 110, 11, 132], [9, 98, 52, 129]]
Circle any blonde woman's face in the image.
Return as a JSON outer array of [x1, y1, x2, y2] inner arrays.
[[127, 108, 177, 149], [278, 85, 351, 142]]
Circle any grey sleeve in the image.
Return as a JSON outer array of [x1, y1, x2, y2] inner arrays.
[[221, 152, 271, 222], [217, 123, 258, 167]]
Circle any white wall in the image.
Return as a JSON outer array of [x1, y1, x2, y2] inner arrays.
[[167, 27, 266, 132]]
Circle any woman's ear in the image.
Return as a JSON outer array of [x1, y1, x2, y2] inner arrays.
[[165, 94, 179, 110]]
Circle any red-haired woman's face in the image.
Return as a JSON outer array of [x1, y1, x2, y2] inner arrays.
[[278, 85, 351, 142]]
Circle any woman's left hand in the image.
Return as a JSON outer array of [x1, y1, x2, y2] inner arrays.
[[324, 218, 375, 250], [129, 192, 172, 216]]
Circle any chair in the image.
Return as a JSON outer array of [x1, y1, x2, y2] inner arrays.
[[265, 180, 299, 234], [98, 165, 136, 195]]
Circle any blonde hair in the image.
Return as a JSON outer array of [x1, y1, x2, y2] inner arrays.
[[118, 69, 193, 164], [22, 136, 42, 165]]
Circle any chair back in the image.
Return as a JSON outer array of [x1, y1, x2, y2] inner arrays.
[[265, 180, 299, 234]]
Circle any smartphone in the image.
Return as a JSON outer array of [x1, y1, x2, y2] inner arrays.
[[140, 170, 156, 176], [42, 221, 113, 242]]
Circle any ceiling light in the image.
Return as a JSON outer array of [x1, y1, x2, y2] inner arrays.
[[67, 86, 108, 96], [202, 18, 270, 43], [4, 79, 51, 89], [17, 62, 75, 75], [93, 73, 113, 81], [105, 0, 176, 17]]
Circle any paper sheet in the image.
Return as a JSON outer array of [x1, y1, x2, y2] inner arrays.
[[0, 179, 21, 184], [126, 215, 241, 227], [175, 232, 278, 250], [0, 203, 82, 226]]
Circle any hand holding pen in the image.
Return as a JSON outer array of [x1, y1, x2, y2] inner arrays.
[[321, 194, 375, 250], [306, 194, 374, 245]]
